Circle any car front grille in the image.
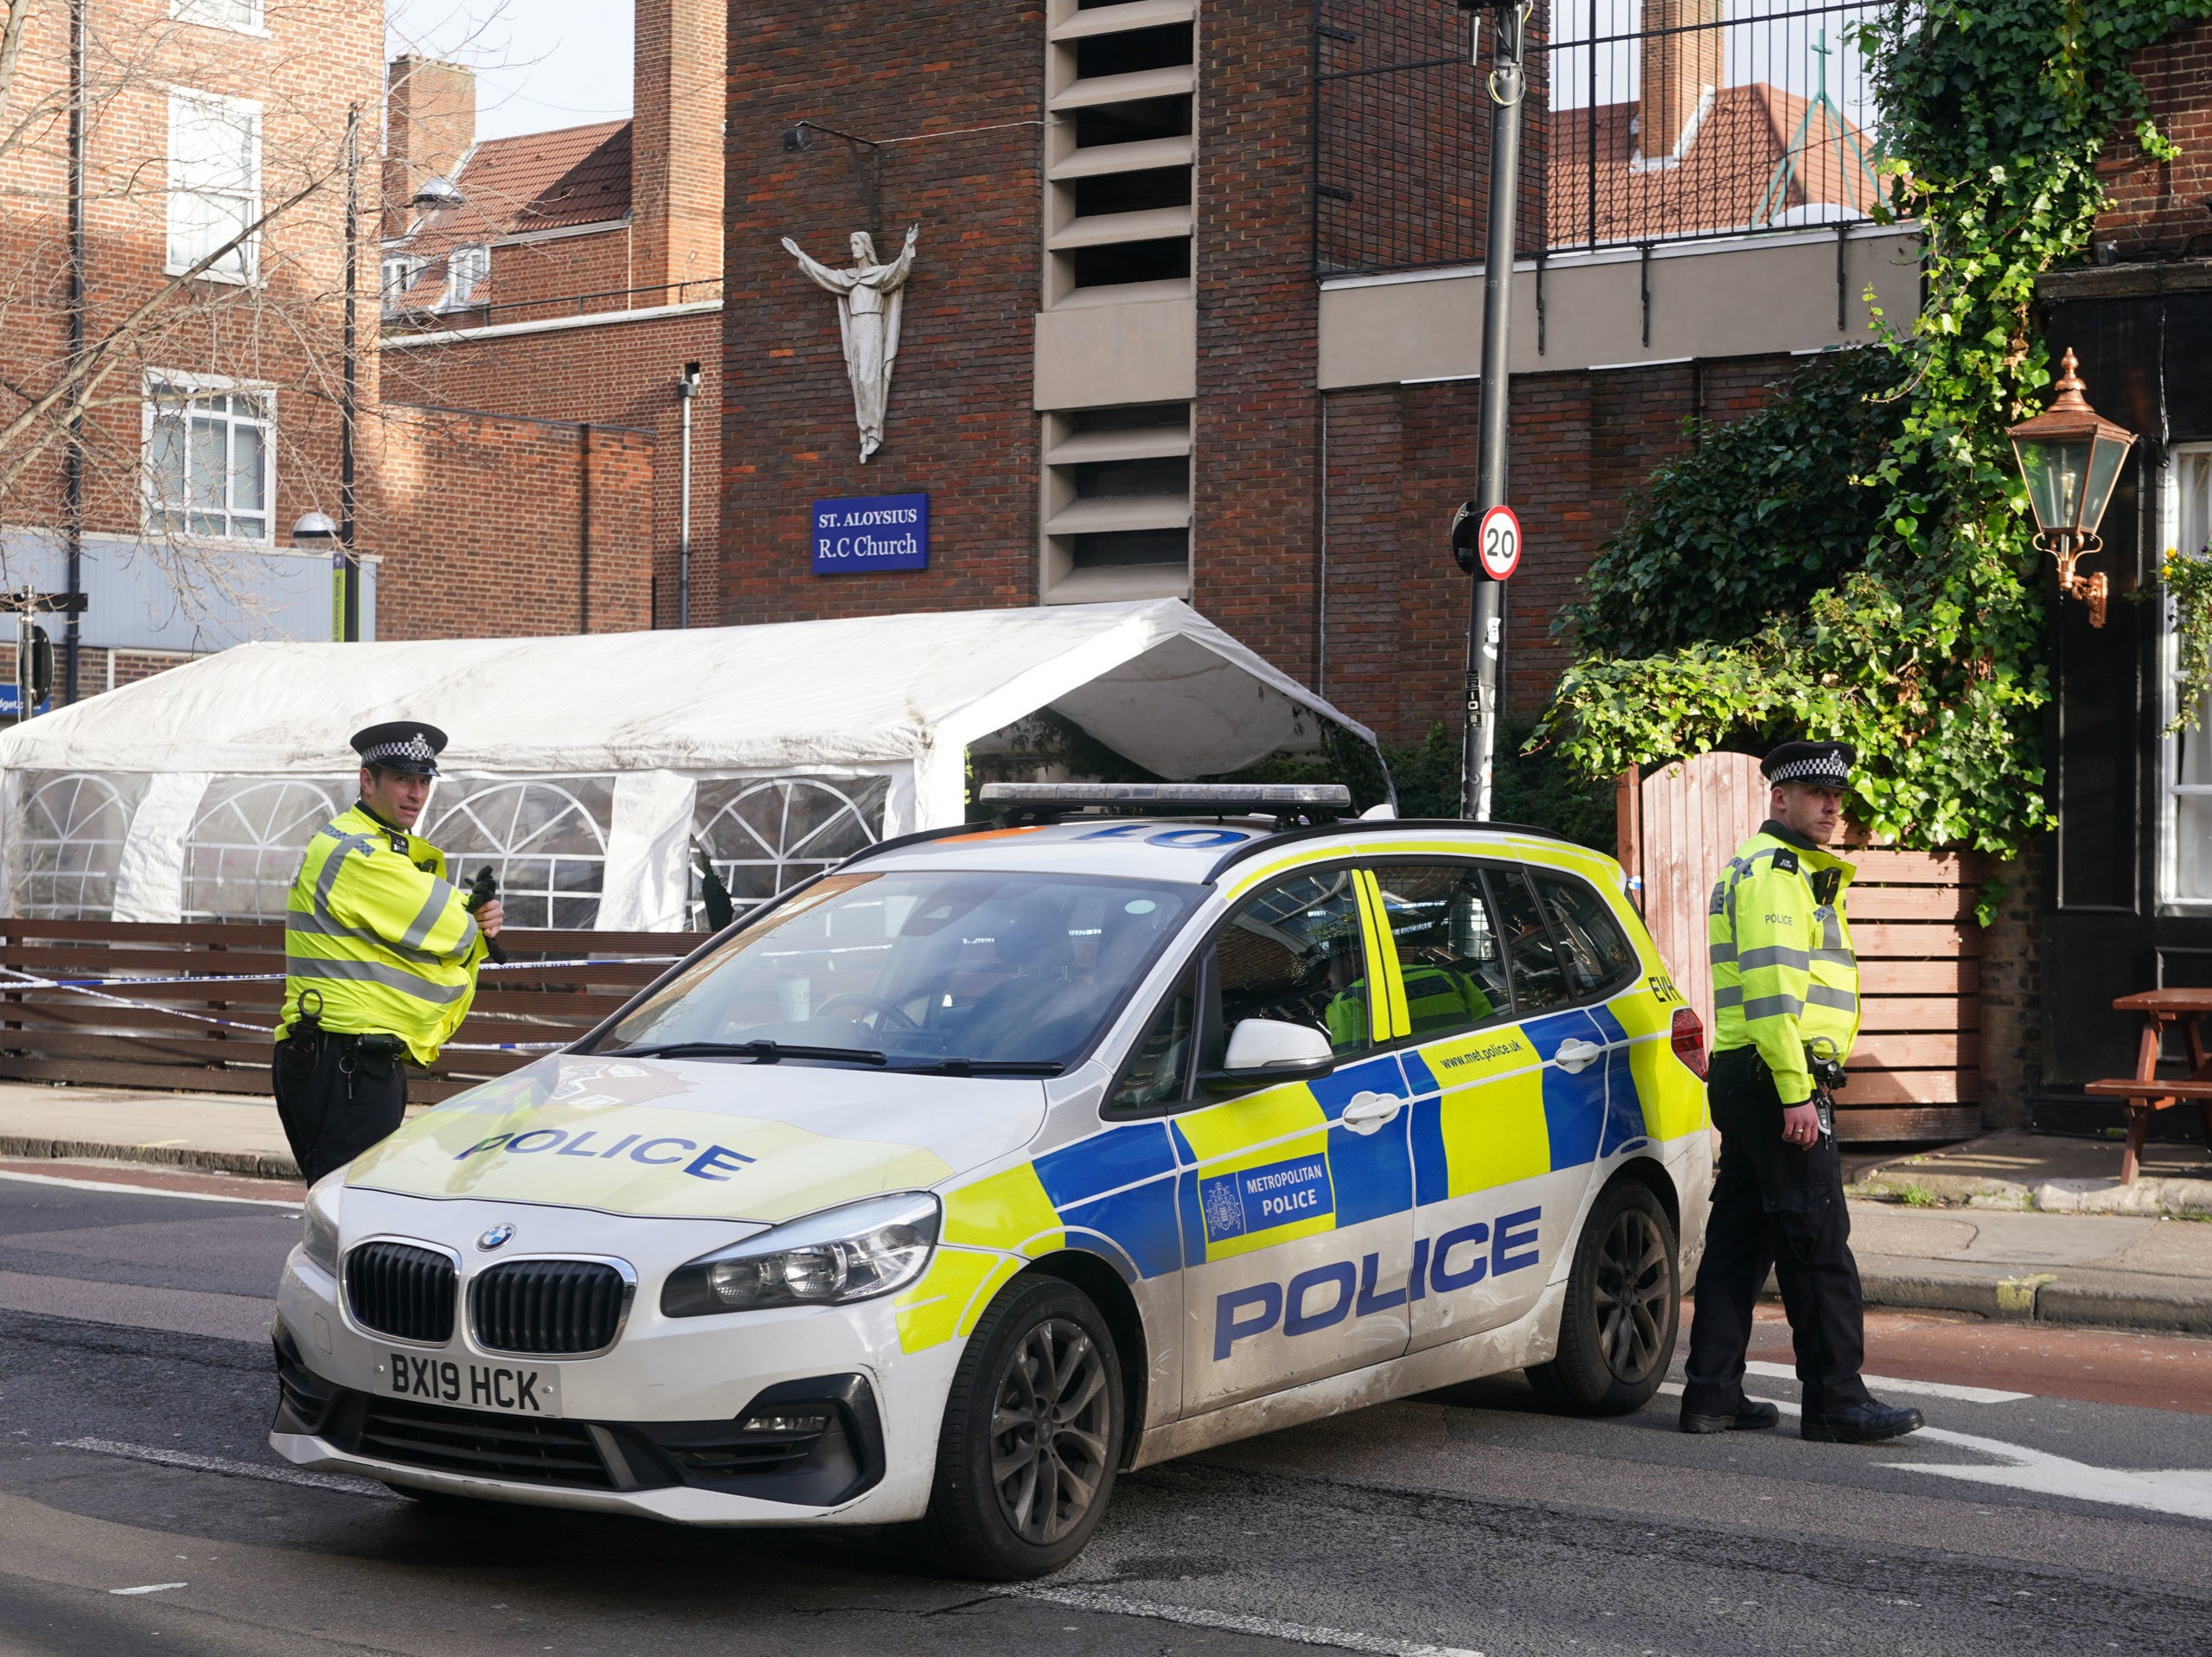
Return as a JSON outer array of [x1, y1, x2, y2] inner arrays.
[[355, 1395, 614, 1488], [344, 1241, 457, 1344], [470, 1258, 628, 1354]]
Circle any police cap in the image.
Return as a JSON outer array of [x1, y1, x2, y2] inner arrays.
[[351, 721, 447, 777], [1761, 739, 1854, 790]]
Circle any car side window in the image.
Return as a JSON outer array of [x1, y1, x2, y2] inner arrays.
[[1367, 862, 1511, 1040], [1109, 967, 1196, 1115], [1533, 873, 1640, 996], [1486, 867, 1566, 1012], [1214, 867, 1372, 1055]]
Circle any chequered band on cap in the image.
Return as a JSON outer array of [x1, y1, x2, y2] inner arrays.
[[363, 736, 436, 765], [1768, 755, 1850, 785]]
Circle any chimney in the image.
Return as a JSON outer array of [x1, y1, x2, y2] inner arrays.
[[384, 56, 476, 239], [1637, 0, 1723, 164], [630, 0, 724, 298]]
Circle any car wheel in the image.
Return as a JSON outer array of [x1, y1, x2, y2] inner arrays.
[[1526, 1177, 1678, 1416], [918, 1272, 1124, 1580]]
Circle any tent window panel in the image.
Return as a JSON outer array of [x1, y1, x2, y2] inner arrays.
[[181, 777, 345, 922], [692, 775, 888, 928], [13, 772, 144, 919], [426, 777, 613, 932]]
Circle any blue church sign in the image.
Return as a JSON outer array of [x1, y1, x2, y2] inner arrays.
[[812, 493, 929, 574]]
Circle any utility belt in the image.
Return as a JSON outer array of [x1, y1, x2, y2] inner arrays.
[[1710, 1039, 1848, 1140], [278, 990, 408, 1076]]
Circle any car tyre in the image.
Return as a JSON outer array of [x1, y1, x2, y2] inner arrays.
[[1526, 1177, 1678, 1416], [917, 1272, 1124, 1581]]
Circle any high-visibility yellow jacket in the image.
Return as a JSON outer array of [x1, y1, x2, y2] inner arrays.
[[276, 804, 487, 1065], [1707, 822, 1859, 1105]]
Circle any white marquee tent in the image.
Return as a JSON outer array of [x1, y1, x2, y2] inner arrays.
[[0, 600, 1382, 931]]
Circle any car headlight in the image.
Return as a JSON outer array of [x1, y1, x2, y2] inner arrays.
[[661, 1191, 941, 1318], [299, 1174, 342, 1276]]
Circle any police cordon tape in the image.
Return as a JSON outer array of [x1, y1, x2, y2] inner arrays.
[[16, 956, 683, 989], [0, 963, 592, 1053]]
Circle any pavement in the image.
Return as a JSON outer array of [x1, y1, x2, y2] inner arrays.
[[0, 1080, 2209, 1337]]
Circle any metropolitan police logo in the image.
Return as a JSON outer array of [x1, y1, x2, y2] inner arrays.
[[1199, 1154, 1334, 1244], [477, 1224, 515, 1251], [1201, 1178, 1247, 1242]]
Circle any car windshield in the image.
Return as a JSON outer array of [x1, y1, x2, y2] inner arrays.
[[598, 869, 1201, 1071]]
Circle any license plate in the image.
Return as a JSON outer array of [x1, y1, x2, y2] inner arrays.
[[380, 1351, 559, 1417]]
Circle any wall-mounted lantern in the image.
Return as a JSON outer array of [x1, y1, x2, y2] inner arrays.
[[2005, 348, 2138, 629]]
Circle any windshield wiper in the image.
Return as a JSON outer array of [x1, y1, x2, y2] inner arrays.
[[607, 1040, 887, 1065], [894, 1058, 1065, 1077]]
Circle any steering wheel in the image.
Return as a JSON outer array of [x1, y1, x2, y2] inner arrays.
[[814, 992, 921, 1032]]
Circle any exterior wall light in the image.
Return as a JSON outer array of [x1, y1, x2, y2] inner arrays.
[[2005, 348, 2137, 629]]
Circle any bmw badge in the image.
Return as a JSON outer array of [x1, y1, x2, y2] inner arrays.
[[477, 1224, 515, 1251]]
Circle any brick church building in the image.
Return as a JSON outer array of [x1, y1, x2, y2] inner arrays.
[[717, 0, 1916, 749]]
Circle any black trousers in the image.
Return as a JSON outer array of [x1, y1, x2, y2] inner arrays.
[[272, 1031, 408, 1186], [1682, 1046, 1871, 1417]]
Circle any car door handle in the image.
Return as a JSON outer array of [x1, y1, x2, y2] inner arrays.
[[1553, 1038, 1603, 1074], [1339, 1091, 1403, 1136]]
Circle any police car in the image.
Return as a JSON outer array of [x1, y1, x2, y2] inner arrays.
[[271, 784, 1712, 1579]]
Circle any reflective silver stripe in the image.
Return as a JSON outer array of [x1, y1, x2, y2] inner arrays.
[[284, 955, 469, 1005], [1810, 948, 1856, 967], [1806, 983, 1857, 1012], [1738, 944, 1810, 971], [285, 909, 450, 967], [400, 880, 459, 950], [1708, 941, 1738, 966], [312, 829, 376, 915], [1713, 986, 1743, 1008], [1740, 992, 1805, 1020], [1820, 913, 1845, 951]]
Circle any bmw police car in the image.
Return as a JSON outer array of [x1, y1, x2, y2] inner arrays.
[[271, 784, 1713, 1579]]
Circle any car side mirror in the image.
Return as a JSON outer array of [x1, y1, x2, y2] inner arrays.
[[1199, 1018, 1338, 1095]]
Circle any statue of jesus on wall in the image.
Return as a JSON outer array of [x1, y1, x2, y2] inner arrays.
[[781, 225, 921, 464]]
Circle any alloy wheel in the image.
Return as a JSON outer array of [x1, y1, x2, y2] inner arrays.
[[1593, 1207, 1672, 1384], [988, 1316, 1111, 1545]]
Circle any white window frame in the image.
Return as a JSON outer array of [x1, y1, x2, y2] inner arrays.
[[380, 254, 426, 313], [168, 0, 268, 35], [442, 245, 489, 310], [142, 370, 277, 546], [166, 88, 262, 283], [2158, 444, 2212, 908]]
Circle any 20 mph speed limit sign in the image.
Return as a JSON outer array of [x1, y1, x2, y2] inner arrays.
[[1450, 501, 1522, 581], [1474, 504, 1520, 580]]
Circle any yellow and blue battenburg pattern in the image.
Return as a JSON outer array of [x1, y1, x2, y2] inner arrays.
[[894, 973, 1704, 1356]]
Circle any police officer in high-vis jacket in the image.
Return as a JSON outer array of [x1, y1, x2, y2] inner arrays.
[[1679, 740, 1921, 1444], [272, 723, 502, 1183]]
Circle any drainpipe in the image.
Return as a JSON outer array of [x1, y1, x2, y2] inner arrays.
[[579, 422, 592, 633], [677, 361, 700, 628], [61, 0, 86, 701]]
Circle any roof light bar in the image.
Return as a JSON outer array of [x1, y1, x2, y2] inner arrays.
[[977, 782, 1355, 826]]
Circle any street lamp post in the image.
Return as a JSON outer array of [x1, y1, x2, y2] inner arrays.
[[1458, 0, 1531, 821], [2005, 348, 2138, 630]]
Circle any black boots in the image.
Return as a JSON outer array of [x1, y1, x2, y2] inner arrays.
[[1678, 1400, 1782, 1434], [1800, 1401, 1924, 1443]]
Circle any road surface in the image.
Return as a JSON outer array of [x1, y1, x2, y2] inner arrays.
[[1, 1165, 2207, 1656]]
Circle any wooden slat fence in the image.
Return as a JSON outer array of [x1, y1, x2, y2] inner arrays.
[[0, 921, 704, 1104], [1624, 755, 1985, 1145]]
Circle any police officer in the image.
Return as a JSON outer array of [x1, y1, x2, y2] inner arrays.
[[1679, 740, 1921, 1443], [272, 723, 502, 1183]]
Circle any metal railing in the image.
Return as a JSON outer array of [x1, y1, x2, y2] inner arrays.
[[381, 277, 726, 336], [1315, 0, 1899, 278]]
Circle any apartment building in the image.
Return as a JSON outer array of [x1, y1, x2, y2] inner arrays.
[[719, 0, 1918, 747], [0, 0, 384, 693]]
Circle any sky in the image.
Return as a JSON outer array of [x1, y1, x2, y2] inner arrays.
[[385, 1, 633, 142]]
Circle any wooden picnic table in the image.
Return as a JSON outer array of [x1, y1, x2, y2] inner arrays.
[[2085, 988, 2212, 1182]]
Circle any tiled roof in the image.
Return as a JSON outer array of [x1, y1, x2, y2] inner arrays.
[[1549, 84, 1881, 248], [394, 119, 631, 257]]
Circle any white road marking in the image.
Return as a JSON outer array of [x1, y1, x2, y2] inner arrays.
[[1005, 1585, 1483, 1657], [57, 1438, 395, 1499], [1741, 1361, 2030, 1404], [1664, 1383, 2212, 1523], [0, 1168, 299, 1210], [109, 1583, 187, 1596], [1886, 1426, 2212, 1523]]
